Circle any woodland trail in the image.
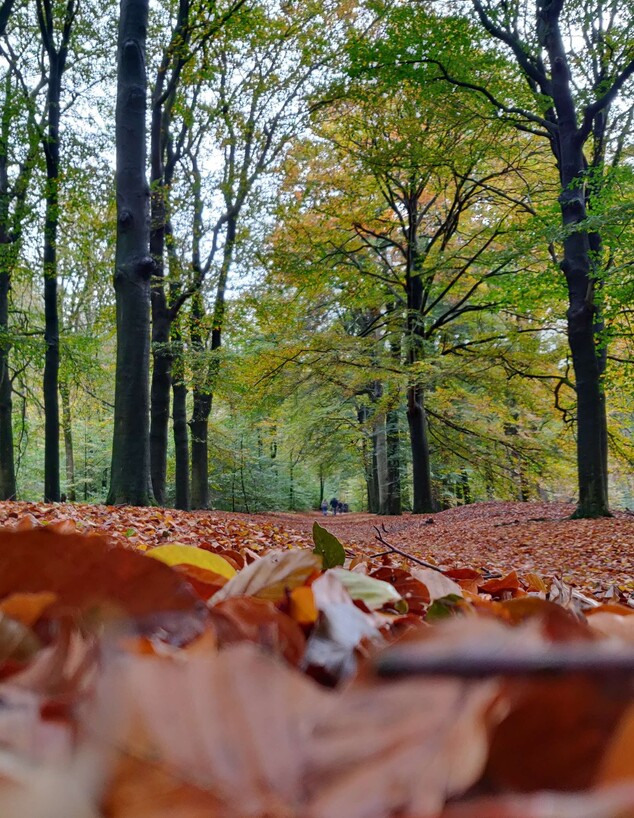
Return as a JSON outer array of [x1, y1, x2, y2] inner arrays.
[[263, 502, 634, 598], [1, 499, 633, 599]]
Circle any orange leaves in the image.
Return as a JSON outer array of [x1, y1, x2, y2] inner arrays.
[[0, 528, 207, 645], [0, 501, 632, 818], [208, 597, 306, 665], [486, 674, 628, 791]]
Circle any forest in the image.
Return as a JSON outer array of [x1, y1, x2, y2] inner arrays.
[[0, 0, 633, 518]]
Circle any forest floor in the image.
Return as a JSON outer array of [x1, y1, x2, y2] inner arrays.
[[1, 498, 633, 600], [1, 499, 634, 816]]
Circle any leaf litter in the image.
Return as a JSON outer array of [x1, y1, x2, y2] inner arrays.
[[0, 499, 631, 816]]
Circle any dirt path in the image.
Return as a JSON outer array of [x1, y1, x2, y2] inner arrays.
[[261, 502, 634, 597]]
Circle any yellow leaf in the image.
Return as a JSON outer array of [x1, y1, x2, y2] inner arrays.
[[146, 545, 236, 580], [289, 586, 318, 625]]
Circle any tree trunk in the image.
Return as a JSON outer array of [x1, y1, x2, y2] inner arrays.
[[171, 316, 189, 510], [385, 405, 401, 515], [107, 0, 154, 506], [189, 214, 236, 509], [537, 1, 609, 518], [357, 403, 377, 512], [407, 383, 434, 513], [405, 205, 434, 514], [148, 12, 187, 506], [190, 392, 211, 509], [42, 53, 62, 503], [0, 270, 14, 500], [150, 305, 171, 505], [59, 380, 75, 501], [374, 413, 388, 514]]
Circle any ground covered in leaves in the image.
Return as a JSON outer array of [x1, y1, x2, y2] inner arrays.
[[2, 499, 633, 599], [0, 499, 632, 818]]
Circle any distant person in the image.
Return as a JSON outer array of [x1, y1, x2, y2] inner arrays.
[[320, 499, 328, 516], [330, 497, 339, 515], [342, 502, 349, 513]]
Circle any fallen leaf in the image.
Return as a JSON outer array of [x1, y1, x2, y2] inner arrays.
[[0, 592, 58, 628], [328, 567, 402, 610], [369, 567, 430, 615], [146, 545, 236, 580], [289, 586, 318, 626], [208, 597, 306, 665], [312, 523, 346, 569], [210, 550, 321, 604], [412, 568, 463, 601], [0, 529, 207, 645]]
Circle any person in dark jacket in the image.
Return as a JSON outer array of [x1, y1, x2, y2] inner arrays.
[[329, 497, 339, 515]]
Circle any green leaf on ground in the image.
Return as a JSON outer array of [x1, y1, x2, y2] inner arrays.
[[312, 522, 346, 569]]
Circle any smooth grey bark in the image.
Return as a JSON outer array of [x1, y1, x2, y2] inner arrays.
[[0, 269, 13, 499], [385, 404, 402, 515], [149, 0, 189, 506], [59, 379, 75, 501], [190, 214, 236, 509], [539, 5, 608, 517], [407, 243, 434, 513], [37, 0, 75, 502], [374, 412, 388, 513], [107, 0, 154, 506], [0, 1, 19, 500], [171, 314, 190, 510], [357, 402, 377, 512]]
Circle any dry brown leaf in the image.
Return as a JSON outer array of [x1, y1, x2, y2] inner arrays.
[[411, 568, 463, 601], [105, 643, 329, 816], [587, 612, 634, 643], [596, 703, 634, 786], [304, 676, 502, 818], [210, 550, 321, 604], [0, 528, 207, 645]]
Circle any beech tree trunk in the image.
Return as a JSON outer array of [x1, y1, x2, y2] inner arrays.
[[107, 0, 154, 506], [471, 0, 611, 517], [374, 413, 388, 514], [0, 84, 15, 500], [407, 383, 434, 513], [150, 302, 171, 505], [172, 316, 189, 510], [0, 270, 14, 499], [59, 380, 75, 501], [41, 56, 62, 502], [536, 0, 609, 517], [148, 1, 190, 506], [406, 233, 434, 513], [189, 215, 236, 509], [385, 405, 402, 515]]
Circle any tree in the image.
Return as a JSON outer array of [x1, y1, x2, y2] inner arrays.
[[148, 0, 246, 507], [180, 1, 332, 509], [37, 0, 76, 503], [107, 0, 154, 506], [0, 59, 42, 500], [277, 74, 543, 510], [383, 0, 634, 516]]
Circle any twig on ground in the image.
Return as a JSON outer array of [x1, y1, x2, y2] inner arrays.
[[375, 643, 634, 678], [372, 525, 445, 572]]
